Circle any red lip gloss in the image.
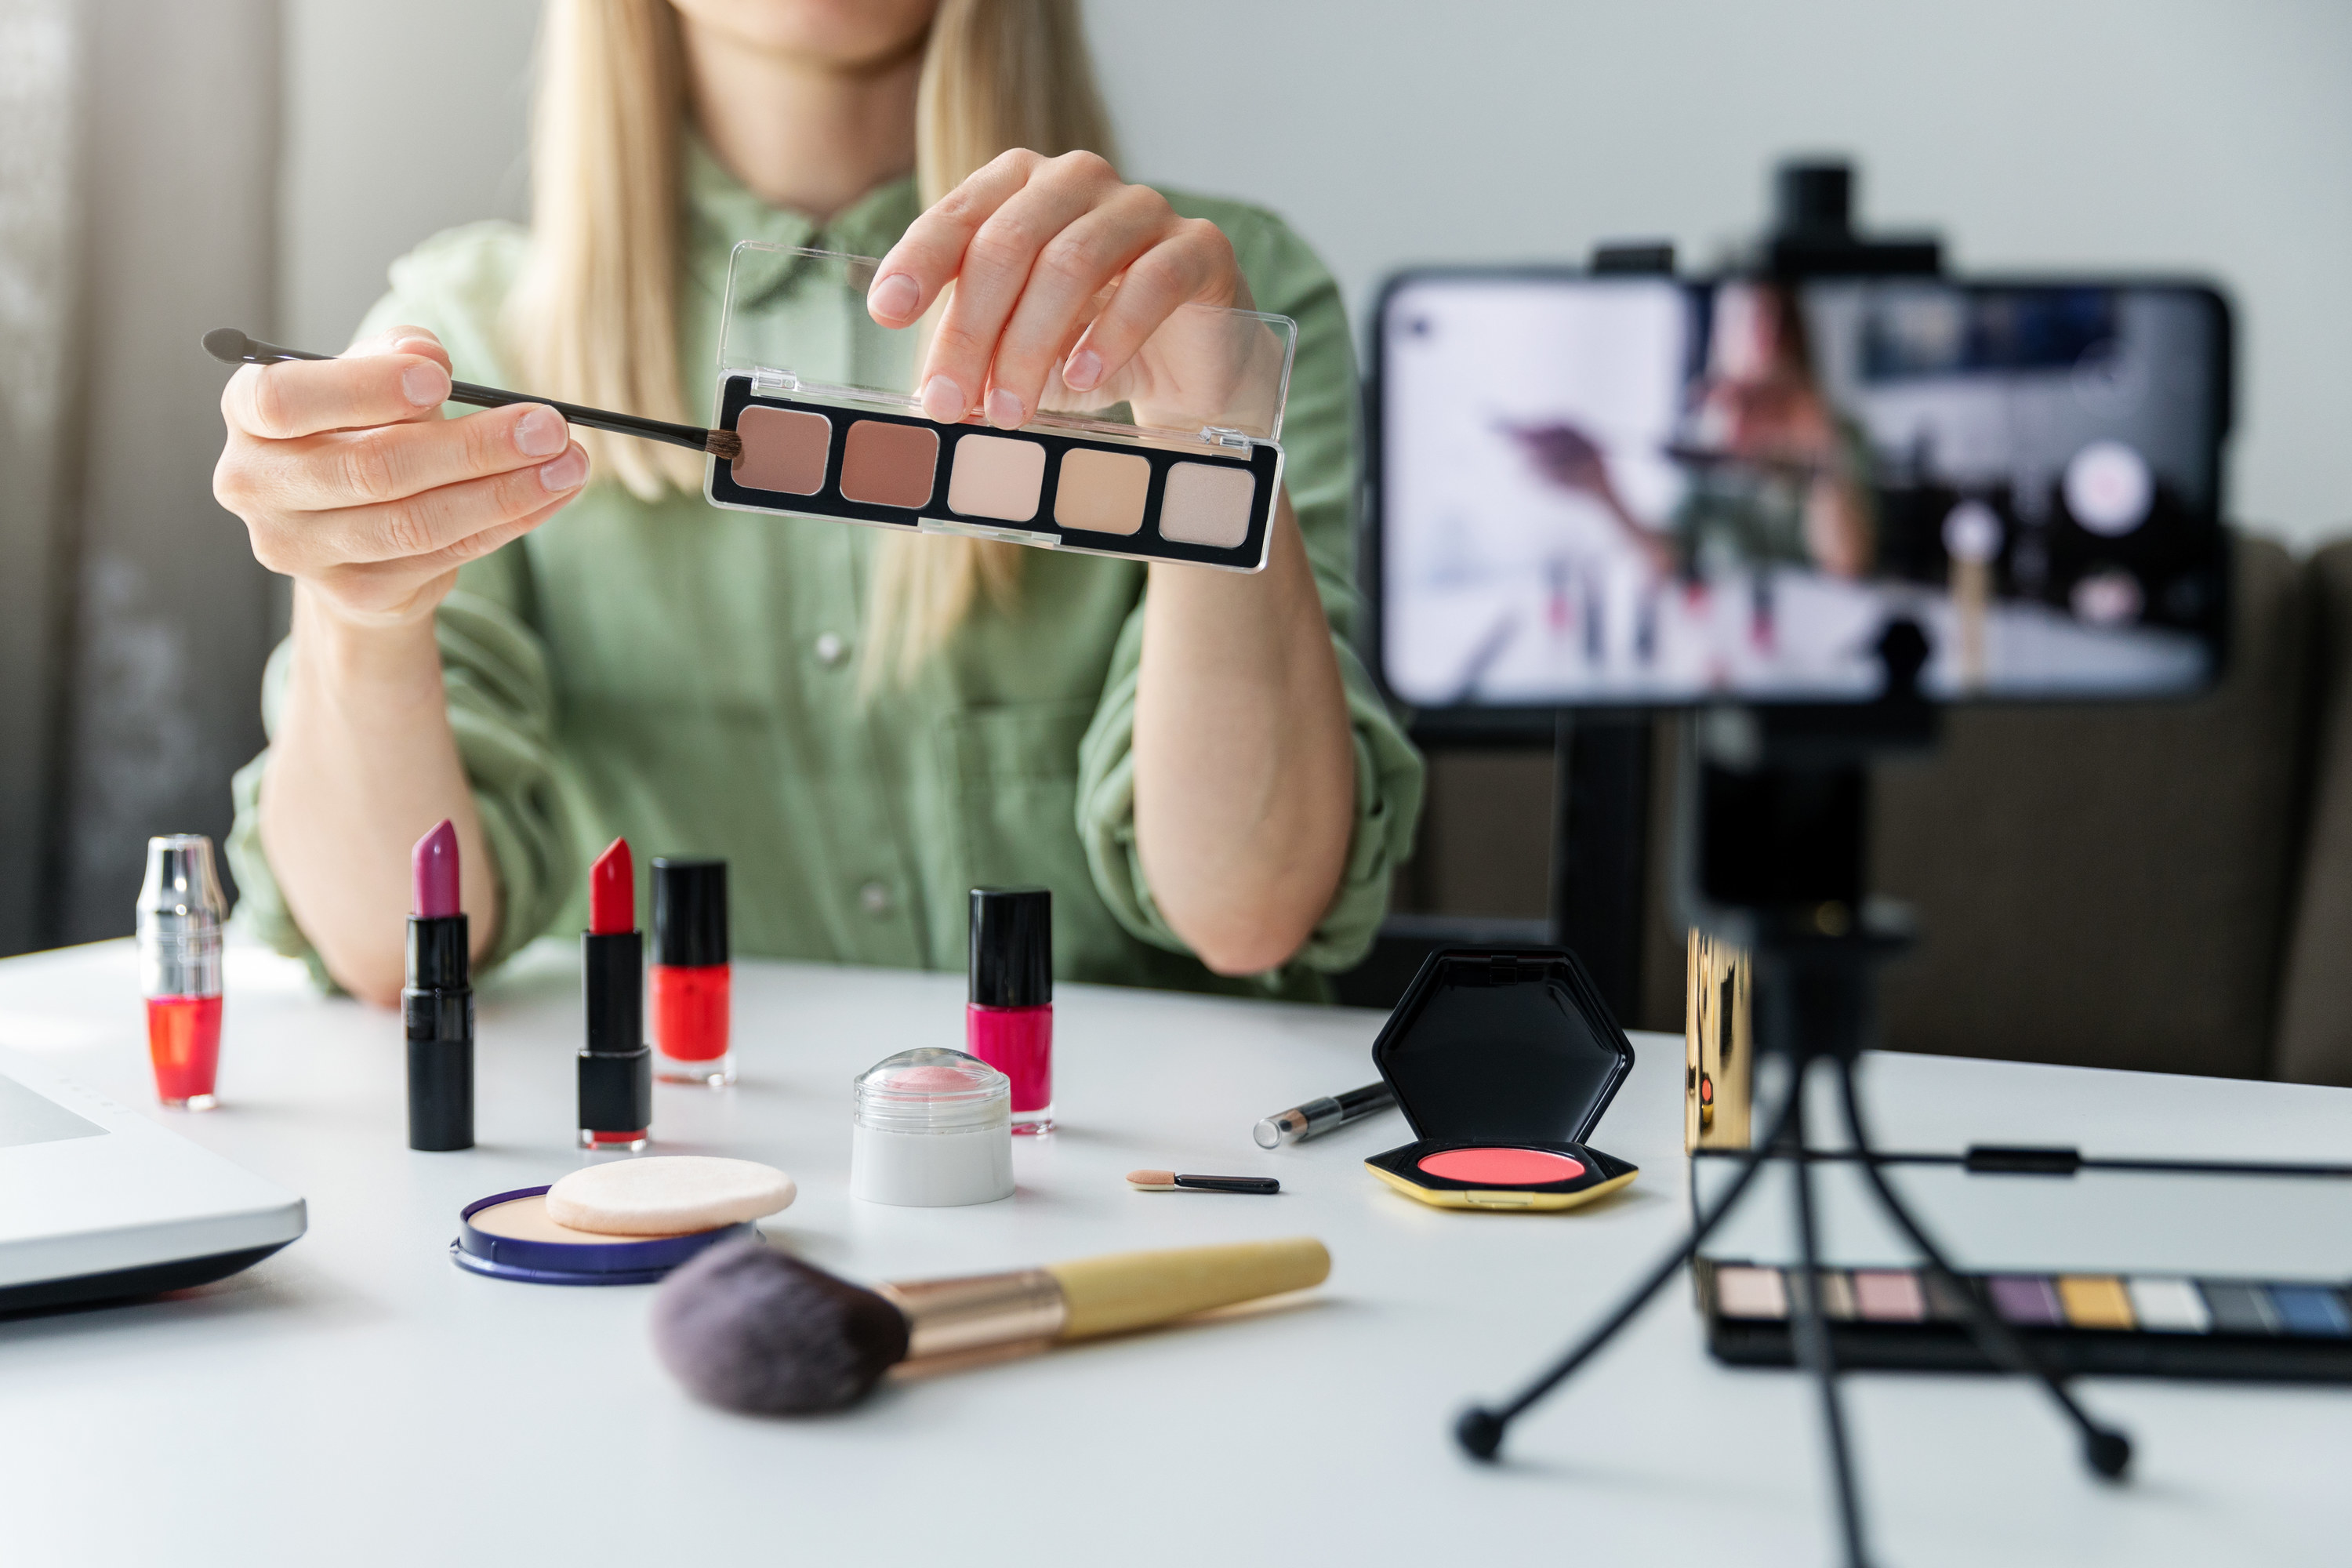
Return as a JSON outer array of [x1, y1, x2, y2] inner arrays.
[[405, 818, 474, 1151], [967, 887, 1052, 1134], [652, 858, 731, 1087], [137, 835, 227, 1109], [580, 837, 652, 1151]]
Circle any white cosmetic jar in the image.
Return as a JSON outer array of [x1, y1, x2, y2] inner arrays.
[[850, 1047, 1015, 1207]]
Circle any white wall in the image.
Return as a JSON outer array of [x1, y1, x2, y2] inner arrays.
[[280, 0, 2352, 544]]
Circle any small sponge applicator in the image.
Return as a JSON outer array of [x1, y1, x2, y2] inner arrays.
[[546, 1155, 795, 1236]]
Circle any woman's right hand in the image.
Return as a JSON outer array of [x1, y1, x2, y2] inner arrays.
[[212, 326, 588, 627]]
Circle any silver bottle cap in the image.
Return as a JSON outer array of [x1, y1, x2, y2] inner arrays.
[[137, 834, 227, 999]]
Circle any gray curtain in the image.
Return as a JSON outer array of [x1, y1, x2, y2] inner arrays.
[[0, 0, 281, 953]]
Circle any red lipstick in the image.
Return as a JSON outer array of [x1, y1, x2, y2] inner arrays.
[[405, 818, 473, 1151], [579, 837, 652, 1150]]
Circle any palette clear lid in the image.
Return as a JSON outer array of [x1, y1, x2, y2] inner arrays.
[[717, 243, 1298, 448]]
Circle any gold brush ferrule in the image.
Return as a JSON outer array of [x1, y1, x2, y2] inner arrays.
[[878, 1268, 1069, 1360]]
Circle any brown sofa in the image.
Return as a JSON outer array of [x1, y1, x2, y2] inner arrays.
[[1381, 532, 2352, 1087]]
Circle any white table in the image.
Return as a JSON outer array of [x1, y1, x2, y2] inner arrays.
[[2, 938, 2347, 1567]]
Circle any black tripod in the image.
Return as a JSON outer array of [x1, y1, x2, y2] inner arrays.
[[1455, 624, 2132, 1568]]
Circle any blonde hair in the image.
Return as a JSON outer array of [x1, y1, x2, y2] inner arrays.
[[508, 0, 1117, 679]]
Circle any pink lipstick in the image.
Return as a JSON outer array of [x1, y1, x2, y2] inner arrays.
[[405, 818, 474, 1150], [579, 837, 652, 1150]]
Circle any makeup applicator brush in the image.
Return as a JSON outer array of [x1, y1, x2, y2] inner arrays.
[[650, 1235, 1330, 1415], [201, 328, 743, 463]]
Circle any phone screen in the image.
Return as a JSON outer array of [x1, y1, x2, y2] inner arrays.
[[1370, 273, 2230, 709]]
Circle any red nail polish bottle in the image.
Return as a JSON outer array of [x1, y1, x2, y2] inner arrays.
[[967, 887, 1052, 1135], [652, 858, 731, 1087], [137, 835, 227, 1110]]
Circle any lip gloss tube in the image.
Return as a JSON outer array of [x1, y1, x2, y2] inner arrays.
[[137, 835, 226, 1110], [580, 837, 652, 1151], [967, 887, 1052, 1135], [652, 858, 731, 1087], [405, 819, 474, 1151]]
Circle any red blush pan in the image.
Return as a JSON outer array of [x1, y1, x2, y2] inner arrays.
[[1417, 1148, 1587, 1185]]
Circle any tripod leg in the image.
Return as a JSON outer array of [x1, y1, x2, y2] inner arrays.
[[1788, 1060, 1873, 1568], [1833, 1056, 2132, 1481], [1456, 1068, 1803, 1460]]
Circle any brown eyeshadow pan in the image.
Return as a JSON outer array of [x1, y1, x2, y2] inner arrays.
[[840, 419, 939, 508], [731, 406, 832, 495], [1053, 448, 1152, 535]]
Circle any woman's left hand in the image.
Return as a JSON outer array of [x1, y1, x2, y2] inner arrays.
[[866, 150, 1250, 428]]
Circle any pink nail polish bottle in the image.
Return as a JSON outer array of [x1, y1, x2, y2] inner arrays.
[[967, 887, 1052, 1135]]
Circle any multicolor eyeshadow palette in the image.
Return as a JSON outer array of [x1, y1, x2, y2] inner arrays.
[[1364, 948, 1639, 1212], [1697, 1258, 2352, 1380], [705, 244, 1296, 572], [707, 379, 1282, 569]]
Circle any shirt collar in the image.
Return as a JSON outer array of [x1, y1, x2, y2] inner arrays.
[[684, 132, 921, 300]]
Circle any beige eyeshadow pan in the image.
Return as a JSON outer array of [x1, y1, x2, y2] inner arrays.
[[731, 406, 832, 495], [947, 434, 1047, 522], [1158, 461, 1257, 548], [840, 419, 939, 508], [1053, 448, 1152, 535]]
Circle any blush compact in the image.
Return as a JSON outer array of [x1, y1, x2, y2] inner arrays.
[[1363, 948, 1639, 1212]]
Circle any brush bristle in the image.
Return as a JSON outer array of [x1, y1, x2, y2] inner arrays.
[[202, 327, 252, 364], [650, 1238, 910, 1415], [706, 429, 742, 463]]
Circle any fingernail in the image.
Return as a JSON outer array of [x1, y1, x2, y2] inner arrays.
[[869, 272, 920, 321], [1063, 347, 1102, 392], [985, 387, 1025, 429], [516, 406, 568, 456], [538, 446, 588, 492], [401, 361, 449, 407], [920, 376, 967, 422]]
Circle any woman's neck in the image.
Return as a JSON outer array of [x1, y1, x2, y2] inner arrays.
[[678, 18, 923, 220]]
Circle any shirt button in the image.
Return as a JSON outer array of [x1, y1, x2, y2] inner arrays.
[[858, 880, 892, 916], [814, 632, 849, 667]]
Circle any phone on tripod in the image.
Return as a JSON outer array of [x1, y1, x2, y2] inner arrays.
[[1366, 270, 2232, 712]]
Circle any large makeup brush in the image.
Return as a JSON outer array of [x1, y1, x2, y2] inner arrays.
[[651, 1235, 1330, 1414], [201, 328, 743, 463]]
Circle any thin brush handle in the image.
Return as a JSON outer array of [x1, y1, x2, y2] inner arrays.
[[202, 328, 722, 456], [1044, 1237, 1329, 1340]]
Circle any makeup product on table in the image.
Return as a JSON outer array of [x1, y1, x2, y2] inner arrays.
[[453, 1187, 753, 1287], [705, 246, 1295, 571], [967, 887, 1052, 1134], [652, 1235, 1331, 1414], [851, 1047, 1014, 1207], [1253, 1080, 1396, 1148], [651, 858, 731, 1087], [579, 837, 652, 1151], [404, 818, 474, 1151], [1363, 948, 1639, 1211], [136, 834, 227, 1110], [202, 329, 749, 464], [1126, 1171, 1280, 1194], [1698, 1258, 2352, 1381], [545, 1156, 795, 1235], [1684, 929, 1752, 1152]]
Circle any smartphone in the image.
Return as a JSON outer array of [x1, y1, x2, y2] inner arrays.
[[1366, 270, 2232, 710]]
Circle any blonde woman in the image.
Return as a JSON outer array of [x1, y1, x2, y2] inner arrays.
[[212, 0, 1421, 1007]]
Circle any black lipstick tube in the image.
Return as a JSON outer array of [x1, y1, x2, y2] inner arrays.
[[579, 927, 652, 1149], [405, 914, 474, 1151]]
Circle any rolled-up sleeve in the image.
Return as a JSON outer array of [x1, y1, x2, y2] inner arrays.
[[226, 583, 579, 982], [1073, 198, 1425, 978]]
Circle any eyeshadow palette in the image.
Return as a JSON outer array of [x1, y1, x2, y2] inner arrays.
[[705, 245, 1295, 571], [1697, 1258, 2352, 1381]]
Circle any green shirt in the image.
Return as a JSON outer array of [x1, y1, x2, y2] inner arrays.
[[226, 143, 1424, 1000]]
